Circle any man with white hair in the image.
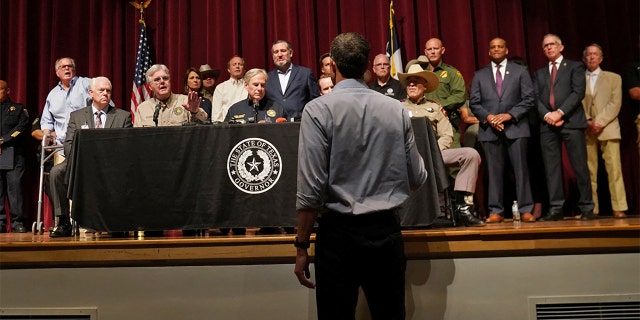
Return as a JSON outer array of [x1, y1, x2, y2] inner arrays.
[[49, 77, 133, 237], [134, 64, 207, 127]]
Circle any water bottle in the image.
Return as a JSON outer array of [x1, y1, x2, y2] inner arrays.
[[512, 201, 521, 223]]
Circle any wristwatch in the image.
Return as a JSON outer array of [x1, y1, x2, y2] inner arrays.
[[294, 237, 310, 249]]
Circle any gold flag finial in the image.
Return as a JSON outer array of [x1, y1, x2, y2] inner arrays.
[[129, 0, 152, 24]]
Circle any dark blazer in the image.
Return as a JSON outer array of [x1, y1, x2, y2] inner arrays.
[[265, 64, 320, 119], [0, 99, 30, 154], [64, 105, 133, 156], [469, 61, 535, 141], [533, 58, 587, 130]]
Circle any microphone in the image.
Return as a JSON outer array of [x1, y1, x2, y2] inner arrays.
[[252, 103, 259, 123], [153, 101, 165, 127]]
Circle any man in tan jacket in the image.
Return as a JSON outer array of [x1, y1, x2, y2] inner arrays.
[[582, 44, 627, 218]]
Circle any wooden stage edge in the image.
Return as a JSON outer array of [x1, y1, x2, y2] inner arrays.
[[1, 217, 639, 270]]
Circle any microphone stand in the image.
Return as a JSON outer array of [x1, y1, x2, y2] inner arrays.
[[252, 101, 259, 123], [153, 101, 164, 127]]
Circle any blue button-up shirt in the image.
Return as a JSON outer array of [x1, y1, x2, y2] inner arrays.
[[40, 76, 92, 145]]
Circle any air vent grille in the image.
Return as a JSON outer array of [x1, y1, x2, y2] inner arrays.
[[535, 300, 640, 319]]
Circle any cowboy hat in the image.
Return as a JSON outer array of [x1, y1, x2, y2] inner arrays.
[[397, 64, 439, 93], [198, 64, 220, 79], [404, 55, 430, 71]]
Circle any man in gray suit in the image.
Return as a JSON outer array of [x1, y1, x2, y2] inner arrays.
[[470, 37, 536, 223], [533, 34, 595, 221], [49, 77, 133, 237]]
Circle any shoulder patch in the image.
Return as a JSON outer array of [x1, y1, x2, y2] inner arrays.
[[439, 107, 449, 119]]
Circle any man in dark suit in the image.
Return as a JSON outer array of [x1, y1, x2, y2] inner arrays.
[[533, 34, 595, 221], [470, 37, 536, 223], [49, 76, 133, 237], [265, 40, 320, 120]]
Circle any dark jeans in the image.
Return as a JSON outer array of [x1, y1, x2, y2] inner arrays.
[[315, 210, 406, 320]]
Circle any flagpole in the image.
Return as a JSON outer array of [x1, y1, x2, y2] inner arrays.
[[129, 0, 154, 117], [387, 0, 403, 79]]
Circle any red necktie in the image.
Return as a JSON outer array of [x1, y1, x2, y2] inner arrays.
[[549, 62, 557, 109]]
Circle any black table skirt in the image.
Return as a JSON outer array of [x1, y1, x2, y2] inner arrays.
[[68, 119, 448, 232]]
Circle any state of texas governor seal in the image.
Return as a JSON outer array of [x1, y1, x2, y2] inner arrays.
[[227, 137, 283, 194]]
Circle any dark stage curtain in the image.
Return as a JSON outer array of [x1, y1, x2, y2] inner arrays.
[[0, 0, 638, 222]]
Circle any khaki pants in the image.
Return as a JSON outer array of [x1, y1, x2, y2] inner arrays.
[[585, 135, 628, 213]]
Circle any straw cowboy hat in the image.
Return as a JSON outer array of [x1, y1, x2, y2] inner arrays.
[[404, 55, 430, 71], [397, 64, 439, 93], [198, 64, 220, 79]]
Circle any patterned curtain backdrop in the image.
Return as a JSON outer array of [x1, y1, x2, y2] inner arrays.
[[0, 0, 638, 219]]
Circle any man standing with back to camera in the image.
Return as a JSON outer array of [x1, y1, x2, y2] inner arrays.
[[294, 32, 427, 319]]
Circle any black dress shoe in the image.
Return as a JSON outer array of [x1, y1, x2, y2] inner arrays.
[[11, 223, 27, 233], [50, 222, 73, 237], [580, 210, 596, 221], [454, 205, 485, 227], [539, 211, 563, 221]]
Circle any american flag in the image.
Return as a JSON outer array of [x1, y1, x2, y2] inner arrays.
[[130, 19, 152, 114]]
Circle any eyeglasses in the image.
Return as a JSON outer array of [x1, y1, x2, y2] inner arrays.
[[543, 42, 558, 49], [374, 63, 390, 67], [151, 76, 170, 84], [56, 64, 75, 70]]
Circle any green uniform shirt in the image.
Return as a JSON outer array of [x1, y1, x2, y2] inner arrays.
[[424, 62, 466, 136], [424, 62, 466, 112]]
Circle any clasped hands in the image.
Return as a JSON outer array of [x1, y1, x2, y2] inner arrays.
[[486, 113, 513, 131], [586, 119, 603, 135], [544, 110, 564, 127]]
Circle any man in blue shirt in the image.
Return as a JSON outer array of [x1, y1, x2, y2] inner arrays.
[[295, 32, 427, 319], [40, 57, 92, 149]]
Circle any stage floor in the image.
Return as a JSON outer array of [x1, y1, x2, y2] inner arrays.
[[1, 216, 639, 269]]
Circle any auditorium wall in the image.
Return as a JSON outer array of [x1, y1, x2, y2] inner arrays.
[[1, 254, 638, 319], [0, 0, 638, 224]]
